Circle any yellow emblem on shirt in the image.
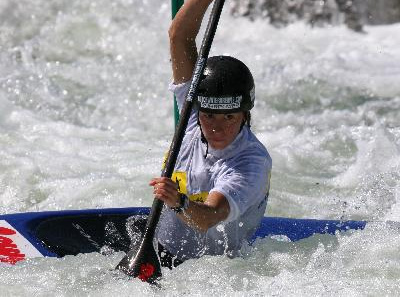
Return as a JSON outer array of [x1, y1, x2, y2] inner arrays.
[[171, 171, 187, 195], [171, 171, 208, 203]]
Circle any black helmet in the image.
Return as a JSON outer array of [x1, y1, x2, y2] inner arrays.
[[194, 56, 255, 114]]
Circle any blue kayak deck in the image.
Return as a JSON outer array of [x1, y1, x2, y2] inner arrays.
[[0, 207, 367, 259], [0, 207, 367, 257]]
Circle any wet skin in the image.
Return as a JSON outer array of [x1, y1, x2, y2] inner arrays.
[[198, 111, 245, 150]]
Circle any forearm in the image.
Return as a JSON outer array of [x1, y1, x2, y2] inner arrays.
[[169, 0, 214, 41], [177, 192, 230, 233], [150, 177, 230, 233], [169, 0, 214, 83]]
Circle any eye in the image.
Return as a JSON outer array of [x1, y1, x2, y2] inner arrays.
[[224, 114, 235, 121]]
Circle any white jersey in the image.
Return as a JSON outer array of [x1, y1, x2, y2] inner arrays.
[[156, 81, 272, 260]]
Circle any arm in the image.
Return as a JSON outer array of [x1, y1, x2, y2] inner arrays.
[[150, 177, 230, 232], [169, 0, 214, 84]]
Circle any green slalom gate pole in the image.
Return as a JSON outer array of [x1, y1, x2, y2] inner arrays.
[[172, 0, 184, 127], [172, 0, 184, 18]]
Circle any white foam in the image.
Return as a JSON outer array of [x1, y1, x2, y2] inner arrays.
[[1, 0, 400, 295]]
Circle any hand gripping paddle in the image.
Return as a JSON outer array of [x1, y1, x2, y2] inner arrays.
[[115, 0, 226, 283]]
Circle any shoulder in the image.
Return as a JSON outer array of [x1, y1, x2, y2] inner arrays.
[[215, 136, 271, 189], [233, 129, 272, 170]]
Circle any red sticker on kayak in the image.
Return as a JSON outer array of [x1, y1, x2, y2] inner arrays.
[[0, 220, 43, 265]]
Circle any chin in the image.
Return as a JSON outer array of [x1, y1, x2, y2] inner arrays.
[[209, 141, 228, 150]]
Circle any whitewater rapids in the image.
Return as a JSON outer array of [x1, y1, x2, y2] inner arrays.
[[1, 0, 400, 295]]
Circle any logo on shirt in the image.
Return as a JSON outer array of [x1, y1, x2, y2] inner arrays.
[[171, 171, 208, 203]]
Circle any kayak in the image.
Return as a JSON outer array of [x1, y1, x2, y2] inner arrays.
[[0, 207, 368, 265]]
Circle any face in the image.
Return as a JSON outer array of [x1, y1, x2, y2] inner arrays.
[[199, 111, 245, 150]]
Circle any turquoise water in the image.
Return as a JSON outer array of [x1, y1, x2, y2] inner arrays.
[[1, 0, 400, 295]]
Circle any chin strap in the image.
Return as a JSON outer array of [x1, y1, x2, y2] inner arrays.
[[244, 111, 251, 128], [202, 133, 209, 159], [198, 113, 209, 158]]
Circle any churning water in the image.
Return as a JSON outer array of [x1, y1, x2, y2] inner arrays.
[[1, 0, 400, 295]]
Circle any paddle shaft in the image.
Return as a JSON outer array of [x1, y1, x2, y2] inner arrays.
[[116, 0, 225, 281], [144, 0, 225, 243]]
